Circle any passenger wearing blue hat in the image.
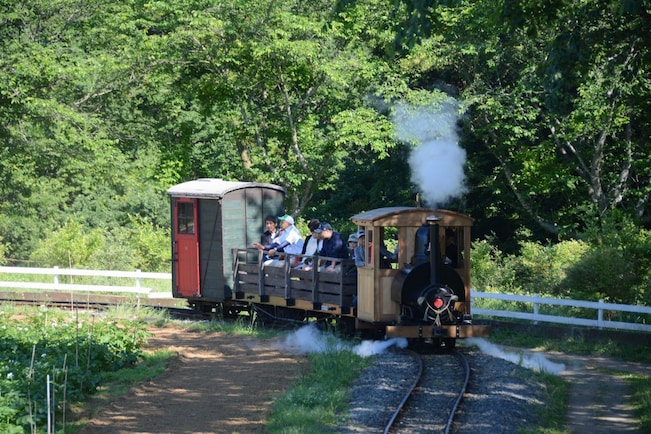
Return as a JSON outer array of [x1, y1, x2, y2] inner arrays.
[[313, 222, 349, 272], [348, 231, 360, 263], [353, 231, 366, 267]]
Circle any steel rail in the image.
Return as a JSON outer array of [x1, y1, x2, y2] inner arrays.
[[445, 350, 471, 434], [382, 349, 424, 434]]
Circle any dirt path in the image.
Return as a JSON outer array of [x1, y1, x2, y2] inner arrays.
[[75, 326, 650, 433], [76, 325, 306, 434], [509, 347, 651, 433]]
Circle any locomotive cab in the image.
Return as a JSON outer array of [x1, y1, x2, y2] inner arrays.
[[351, 208, 489, 344]]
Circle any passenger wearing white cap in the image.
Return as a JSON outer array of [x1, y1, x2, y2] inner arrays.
[[265, 214, 303, 266]]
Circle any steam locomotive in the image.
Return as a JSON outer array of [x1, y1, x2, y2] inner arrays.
[[167, 178, 488, 347]]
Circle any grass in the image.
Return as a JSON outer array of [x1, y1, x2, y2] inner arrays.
[[176, 314, 279, 339], [487, 326, 651, 364], [629, 374, 651, 432], [9, 301, 645, 433], [151, 318, 645, 434], [266, 347, 371, 433], [515, 369, 568, 434]]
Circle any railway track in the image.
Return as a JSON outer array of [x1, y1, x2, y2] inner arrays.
[[0, 290, 183, 309], [385, 349, 471, 434], [0, 291, 243, 323]]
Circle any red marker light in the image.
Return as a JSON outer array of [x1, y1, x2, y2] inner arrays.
[[432, 297, 445, 309]]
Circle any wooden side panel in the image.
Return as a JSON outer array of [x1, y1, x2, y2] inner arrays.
[[198, 199, 224, 300], [356, 267, 376, 322], [233, 252, 356, 308], [379, 273, 399, 321]]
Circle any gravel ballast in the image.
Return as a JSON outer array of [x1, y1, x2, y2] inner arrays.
[[339, 345, 552, 433]]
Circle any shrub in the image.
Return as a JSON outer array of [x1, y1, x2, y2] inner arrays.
[[120, 215, 171, 272], [29, 220, 105, 268], [27, 215, 170, 272], [562, 245, 641, 304], [472, 214, 651, 306], [516, 239, 589, 296], [471, 239, 519, 293], [562, 214, 651, 305]]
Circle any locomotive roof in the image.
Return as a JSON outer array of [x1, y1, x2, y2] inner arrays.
[[166, 178, 286, 199], [351, 207, 473, 227]]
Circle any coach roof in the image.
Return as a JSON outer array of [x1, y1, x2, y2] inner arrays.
[[166, 178, 286, 199], [351, 207, 474, 227]]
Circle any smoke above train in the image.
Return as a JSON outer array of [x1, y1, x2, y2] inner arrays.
[[392, 98, 467, 208]]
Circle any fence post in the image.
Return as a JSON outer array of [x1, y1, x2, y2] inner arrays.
[[136, 269, 142, 308], [533, 293, 539, 324], [53, 266, 59, 290], [598, 299, 604, 329]]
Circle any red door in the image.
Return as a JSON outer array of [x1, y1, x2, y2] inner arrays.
[[173, 198, 200, 297]]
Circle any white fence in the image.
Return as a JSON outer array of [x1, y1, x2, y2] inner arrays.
[[0, 266, 171, 296], [471, 290, 651, 332], [1, 267, 649, 332]]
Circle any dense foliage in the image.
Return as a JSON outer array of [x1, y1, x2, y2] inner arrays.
[[1, 1, 649, 301], [0, 305, 147, 433], [471, 217, 651, 307]]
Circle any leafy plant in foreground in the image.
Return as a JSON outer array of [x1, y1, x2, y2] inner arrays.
[[0, 305, 148, 432]]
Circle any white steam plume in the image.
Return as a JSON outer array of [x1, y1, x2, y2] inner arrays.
[[466, 338, 566, 374], [393, 99, 467, 207], [278, 324, 407, 357]]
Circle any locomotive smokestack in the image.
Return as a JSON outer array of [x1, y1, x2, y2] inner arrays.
[[426, 215, 441, 286]]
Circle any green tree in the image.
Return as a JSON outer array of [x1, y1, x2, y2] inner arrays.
[[157, 0, 401, 215], [391, 0, 651, 244], [0, 237, 7, 266], [0, 0, 175, 260]]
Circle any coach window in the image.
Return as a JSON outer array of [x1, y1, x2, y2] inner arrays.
[[365, 228, 373, 266], [380, 226, 398, 269], [444, 226, 462, 268], [178, 202, 195, 234]]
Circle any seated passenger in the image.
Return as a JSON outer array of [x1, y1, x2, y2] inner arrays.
[[264, 214, 304, 267], [260, 215, 280, 246], [313, 222, 349, 272], [296, 219, 322, 269], [348, 232, 359, 261], [353, 231, 366, 267], [252, 215, 280, 260]]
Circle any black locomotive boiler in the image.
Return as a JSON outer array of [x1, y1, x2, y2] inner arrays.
[[168, 179, 488, 347]]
